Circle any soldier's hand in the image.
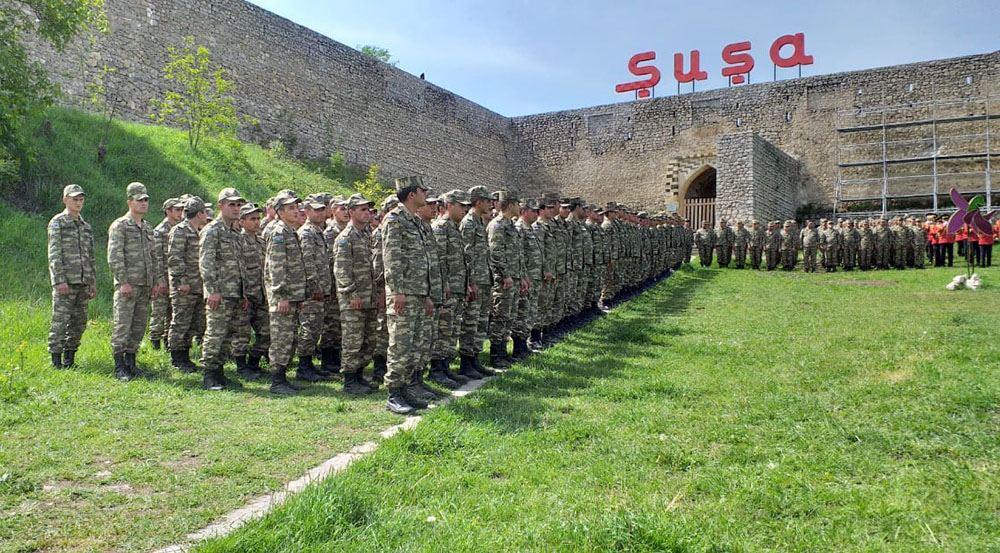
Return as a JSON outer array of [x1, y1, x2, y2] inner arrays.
[[277, 300, 290, 314], [242, 299, 250, 312], [424, 297, 434, 316], [88, 285, 97, 299], [179, 284, 191, 295], [207, 293, 222, 310], [393, 293, 406, 314], [56, 283, 70, 296], [544, 272, 554, 282], [120, 283, 134, 298], [312, 292, 324, 301], [444, 285, 451, 301], [351, 297, 363, 310], [502, 277, 513, 289], [467, 284, 478, 301], [520, 278, 530, 292]]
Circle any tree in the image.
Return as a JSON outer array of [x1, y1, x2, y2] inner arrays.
[[358, 45, 396, 66], [149, 36, 243, 150], [85, 62, 125, 162], [353, 164, 392, 207], [0, 0, 106, 187]]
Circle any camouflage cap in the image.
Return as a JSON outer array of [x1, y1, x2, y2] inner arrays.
[[425, 190, 441, 203], [273, 192, 301, 209], [218, 187, 244, 203], [381, 196, 399, 211], [495, 190, 519, 203], [277, 189, 298, 198], [468, 185, 491, 202], [184, 195, 207, 213], [637, 211, 648, 218], [346, 193, 373, 209], [442, 189, 472, 205], [394, 175, 427, 192], [331, 194, 348, 207], [126, 182, 149, 200], [162, 197, 181, 211], [522, 198, 540, 210], [559, 197, 574, 207], [239, 202, 263, 218], [63, 184, 85, 198], [304, 193, 329, 210]]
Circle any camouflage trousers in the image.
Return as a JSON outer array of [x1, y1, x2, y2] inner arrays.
[[513, 279, 540, 339], [587, 267, 604, 305], [232, 295, 270, 357], [575, 267, 592, 313], [536, 278, 556, 327], [433, 296, 465, 360], [803, 247, 818, 271], [149, 293, 171, 343], [201, 298, 243, 368], [750, 247, 763, 270], [168, 292, 204, 352], [843, 246, 857, 269], [698, 246, 713, 267], [318, 295, 341, 351], [780, 249, 795, 269], [765, 247, 779, 270], [562, 271, 578, 318], [826, 248, 841, 269], [600, 263, 616, 302], [111, 285, 151, 354], [489, 279, 517, 342], [459, 286, 491, 355], [893, 243, 907, 268], [420, 305, 440, 369], [268, 301, 301, 369], [374, 292, 389, 355], [734, 246, 747, 268], [339, 307, 376, 374], [548, 273, 566, 326], [384, 294, 431, 389], [296, 298, 326, 357], [48, 284, 90, 354], [913, 245, 925, 268], [716, 245, 731, 267], [859, 245, 873, 270]]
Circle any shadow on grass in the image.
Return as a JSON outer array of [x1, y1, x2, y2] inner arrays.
[[447, 267, 718, 433]]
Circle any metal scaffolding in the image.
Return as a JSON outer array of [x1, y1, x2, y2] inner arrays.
[[835, 92, 998, 217]]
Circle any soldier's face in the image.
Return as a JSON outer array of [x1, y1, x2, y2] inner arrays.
[[63, 195, 85, 215], [333, 205, 349, 224], [306, 206, 327, 224], [350, 206, 371, 225], [242, 213, 261, 233], [128, 198, 149, 216], [165, 206, 184, 223], [448, 202, 468, 221], [220, 200, 242, 222]]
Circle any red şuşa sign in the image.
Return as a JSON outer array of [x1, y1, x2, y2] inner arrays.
[[615, 33, 814, 98]]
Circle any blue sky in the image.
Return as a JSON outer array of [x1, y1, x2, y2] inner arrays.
[[248, 0, 998, 117]]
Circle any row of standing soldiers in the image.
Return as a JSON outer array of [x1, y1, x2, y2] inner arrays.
[[692, 215, 946, 272], [46, 180, 695, 414]]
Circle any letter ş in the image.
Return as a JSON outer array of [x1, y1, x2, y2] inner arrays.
[[615, 51, 661, 99]]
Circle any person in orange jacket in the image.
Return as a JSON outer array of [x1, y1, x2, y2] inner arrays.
[[937, 218, 955, 267], [977, 223, 994, 267]]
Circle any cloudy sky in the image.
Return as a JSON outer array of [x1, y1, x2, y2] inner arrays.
[[248, 0, 999, 116]]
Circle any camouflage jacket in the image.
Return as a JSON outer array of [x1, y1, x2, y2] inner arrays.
[[859, 227, 875, 248], [324, 220, 346, 298], [200, 218, 247, 299], [265, 219, 309, 308], [167, 220, 203, 293], [601, 218, 619, 261], [587, 220, 606, 266], [152, 218, 175, 283], [579, 218, 595, 267], [734, 227, 751, 249], [47, 210, 96, 287], [433, 217, 468, 296], [241, 229, 266, 302], [383, 206, 432, 297], [299, 221, 331, 297], [334, 221, 376, 309], [532, 218, 558, 276], [767, 229, 782, 251], [566, 216, 585, 271], [516, 218, 543, 281], [694, 228, 716, 249], [488, 215, 524, 280], [108, 214, 158, 288], [748, 227, 767, 248], [372, 220, 386, 292], [460, 211, 491, 286], [550, 217, 570, 274], [716, 226, 735, 246], [801, 228, 821, 247], [421, 219, 444, 304]]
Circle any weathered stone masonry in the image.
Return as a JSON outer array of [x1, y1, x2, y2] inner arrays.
[[28, 0, 999, 219]]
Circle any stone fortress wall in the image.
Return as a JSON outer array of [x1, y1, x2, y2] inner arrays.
[[27, 0, 999, 219]]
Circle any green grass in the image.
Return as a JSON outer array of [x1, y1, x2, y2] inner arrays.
[[0, 108, 390, 552], [197, 265, 1000, 552]]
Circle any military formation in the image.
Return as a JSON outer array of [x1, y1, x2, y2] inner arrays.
[[46, 180, 692, 415], [694, 215, 997, 272]]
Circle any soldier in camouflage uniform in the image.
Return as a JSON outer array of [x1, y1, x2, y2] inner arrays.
[[599, 203, 619, 308], [546, 196, 570, 337], [842, 219, 859, 270], [232, 203, 269, 380], [47, 184, 96, 369], [822, 219, 841, 272], [874, 218, 892, 269], [413, 193, 449, 395], [108, 182, 163, 380], [458, 185, 494, 380], [715, 219, 734, 268], [533, 195, 561, 345], [780, 220, 796, 270], [512, 198, 542, 359], [800, 219, 820, 272], [891, 218, 910, 269], [682, 219, 694, 264], [320, 195, 349, 374], [265, 192, 308, 395], [858, 219, 874, 270], [748, 220, 765, 270], [199, 188, 249, 390], [586, 206, 608, 312], [149, 197, 183, 350], [487, 191, 526, 369], [383, 176, 437, 415], [733, 220, 750, 269], [909, 217, 926, 268], [333, 194, 379, 395], [765, 221, 782, 270], [294, 193, 334, 382], [167, 196, 209, 373], [694, 220, 715, 267], [370, 196, 396, 384], [431, 189, 472, 386]]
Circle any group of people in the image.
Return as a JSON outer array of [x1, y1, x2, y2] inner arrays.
[[693, 214, 996, 272], [46, 180, 693, 414]]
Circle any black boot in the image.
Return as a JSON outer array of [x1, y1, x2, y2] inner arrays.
[[113, 352, 130, 381], [512, 337, 529, 360], [528, 329, 544, 351], [124, 352, 142, 377], [203, 365, 224, 391], [387, 387, 417, 415], [355, 370, 376, 392], [319, 347, 340, 376], [459, 355, 484, 380], [270, 366, 297, 395], [241, 353, 266, 380], [372, 354, 388, 384], [150, 338, 161, 350], [416, 367, 446, 397], [473, 351, 498, 376], [177, 349, 199, 373], [342, 372, 370, 396], [296, 356, 325, 382], [51, 352, 63, 369], [63, 350, 76, 368], [490, 340, 511, 370], [428, 359, 460, 389], [400, 387, 429, 409], [171, 350, 188, 372], [407, 369, 438, 402], [444, 358, 469, 384]]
